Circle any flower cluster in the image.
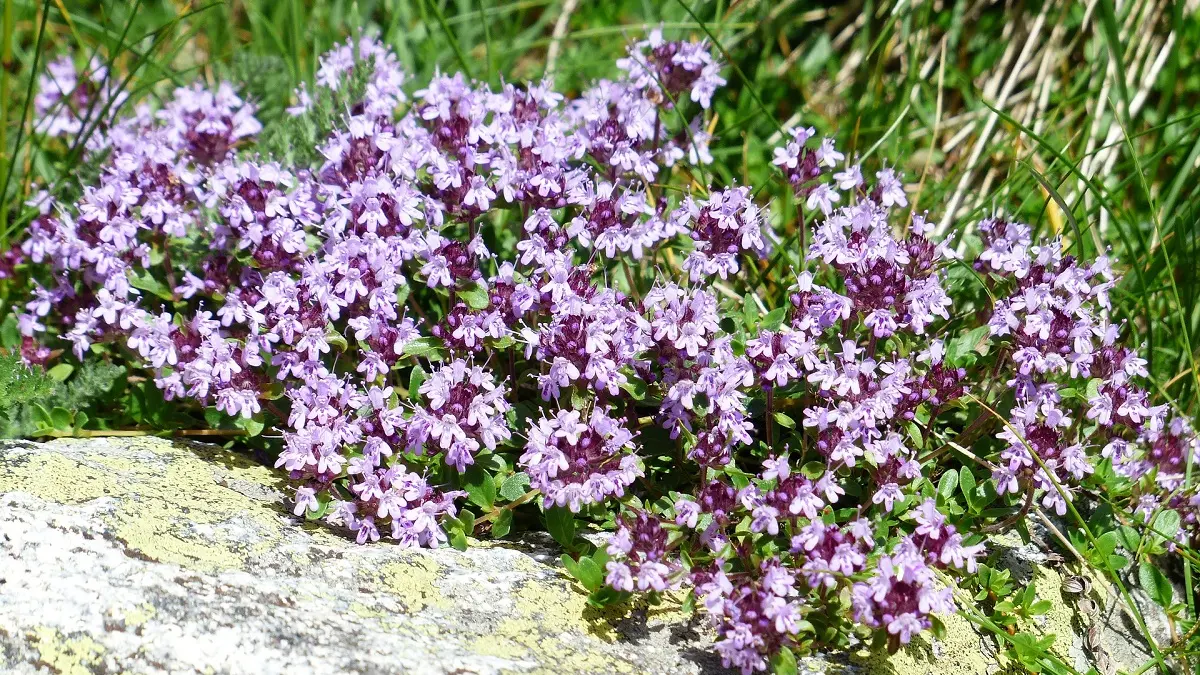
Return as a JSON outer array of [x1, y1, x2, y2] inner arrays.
[[521, 407, 640, 512], [15, 31, 1198, 674], [677, 186, 768, 281], [606, 511, 680, 591], [695, 558, 805, 673], [975, 217, 1200, 544], [34, 55, 127, 139], [408, 359, 511, 471]]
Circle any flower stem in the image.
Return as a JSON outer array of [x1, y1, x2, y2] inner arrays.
[[765, 387, 775, 447]]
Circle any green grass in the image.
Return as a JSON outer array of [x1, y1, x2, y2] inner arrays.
[[1, 0, 1199, 670]]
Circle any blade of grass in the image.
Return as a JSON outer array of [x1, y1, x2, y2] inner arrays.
[[423, 0, 473, 78], [1094, 0, 1133, 130], [478, 0, 493, 82], [673, 0, 785, 137], [0, 0, 51, 245], [0, 0, 14, 244]]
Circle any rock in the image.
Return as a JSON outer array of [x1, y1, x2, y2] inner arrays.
[[0, 438, 1170, 675]]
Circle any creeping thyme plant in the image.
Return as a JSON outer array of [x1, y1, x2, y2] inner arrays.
[[9, 33, 1200, 673]]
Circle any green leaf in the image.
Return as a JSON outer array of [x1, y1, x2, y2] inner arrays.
[[619, 374, 647, 401], [800, 461, 825, 479], [458, 509, 476, 536], [946, 326, 990, 366], [305, 492, 332, 521], [459, 281, 490, 310], [560, 553, 582, 580], [770, 646, 798, 675], [1138, 561, 1174, 608], [905, 422, 924, 450], [462, 464, 497, 510], [545, 507, 576, 549], [1095, 530, 1121, 557], [234, 415, 266, 437], [499, 472, 531, 501], [1118, 525, 1142, 552], [759, 306, 787, 331], [742, 293, 758, 328], [47, 363, 74, 382], [449, 527, 469, 551], [326, 330, 348, 352], [0, 315, 20, 349], [402, 337, 447, 361], [1152, 510, 1181, 542], [491, 509, 513, 538], [937, 471, 959, 500], [773, 412, 796, 429], [408, 364, 427, 401], [50, 407, 72, 430], [575, 556, 605, 592], [973, 479, 999, 511], [395, 280, 411, 308], [799, 33, 832, 76], [1029, 600, 1052, 615], [129, 270, 175, 301], [586, 586, 630, 609], [204, 407, 224, 428], [959, 466, 977, 507], [592, 545, 611, 570], [681, 591, 696, 615]]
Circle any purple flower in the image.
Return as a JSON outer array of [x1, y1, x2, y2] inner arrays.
[[521, 407, 641, 512]]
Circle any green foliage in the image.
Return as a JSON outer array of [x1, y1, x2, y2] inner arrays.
[[257, 57, 372, 166], [1004, 632, 1063, 674], [0, 354, 130, 438], [1139, 562, 1174, 609], [0, 351, 52, 406], [0, 351, 54, 434], [545, 506, 577, 551], [965, 563, 1052, 633]]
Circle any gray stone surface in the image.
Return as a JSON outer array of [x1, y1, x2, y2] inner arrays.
[[0, 438, 1173, 675]]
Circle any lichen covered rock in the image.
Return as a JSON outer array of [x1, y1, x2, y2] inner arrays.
[[0, 437, 722, 675], [0, 438, 1167, 675]]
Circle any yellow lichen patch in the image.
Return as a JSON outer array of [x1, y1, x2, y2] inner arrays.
[[854, 609, 996, 675], [0, 452, 125, 502], [102, 452, 285, 572], [468, 633, 529, 661], [29, 626, 106, 675], [643, 591, 695, 627], [1025, 564, 1085, 668], [512, 574, 616, 643], [464, 575, 636, 675], [929, 609, 998, 674], [122, 604, 157, 629], [2, 439, 290, 573], [489, 616, 634, 675], [106, 506, 255, 572], [348, 601, 388, 619], [373, 557, 452, 612]]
